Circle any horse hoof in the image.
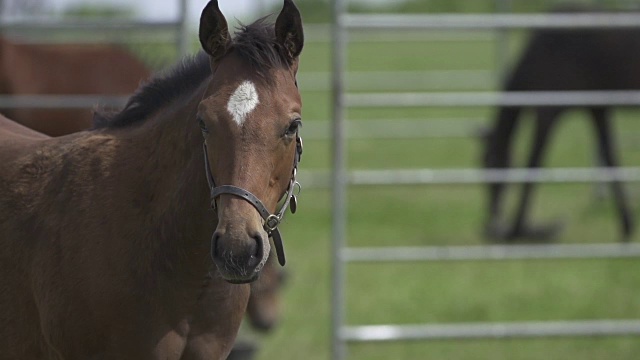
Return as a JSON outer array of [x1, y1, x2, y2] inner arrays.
[[507, 221, 565, 243], [621, 215, 634, 242], [483, 221, 512, 243]]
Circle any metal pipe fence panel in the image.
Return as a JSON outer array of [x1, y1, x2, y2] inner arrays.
[[331, 3, 640, 359]]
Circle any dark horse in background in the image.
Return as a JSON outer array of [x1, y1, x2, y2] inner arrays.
[[484, 8, 637, 242], [0, 0, 304, 358], [0, 36, 151, 136]]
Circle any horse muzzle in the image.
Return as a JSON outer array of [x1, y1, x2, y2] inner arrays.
[[210, 226, 271, 284]]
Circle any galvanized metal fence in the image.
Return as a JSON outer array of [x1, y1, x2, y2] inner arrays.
[[0, 0, 190, 111], [330, 2, 640, 359]]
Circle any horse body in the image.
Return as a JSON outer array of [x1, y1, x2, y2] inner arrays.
[[0, 1, 304, 358], [0, 98, 247, 359], [2, 45, 285, 341], [0, 37, 151, 136], [485, 16, 639, 241]]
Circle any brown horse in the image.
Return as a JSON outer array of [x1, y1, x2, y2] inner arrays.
[[10, 56, 288, 337], [0, 36, 151, 136], [0, 0, 304, 359]]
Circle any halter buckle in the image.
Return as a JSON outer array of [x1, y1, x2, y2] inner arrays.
[[265, 214, 280, 232]]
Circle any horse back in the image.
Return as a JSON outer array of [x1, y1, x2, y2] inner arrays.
[[0, 113, 49, 161], [506, 26, 640, 91], [0, 37, 151, 136], [0, 113, 49, 139]]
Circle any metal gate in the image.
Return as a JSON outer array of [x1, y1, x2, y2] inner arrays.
[[330, 1, 640, 359]]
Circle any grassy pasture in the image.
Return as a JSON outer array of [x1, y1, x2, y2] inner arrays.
[[250, 31, 640, 360]]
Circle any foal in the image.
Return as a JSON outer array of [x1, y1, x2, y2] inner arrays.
[[0, 1, 304, 359]]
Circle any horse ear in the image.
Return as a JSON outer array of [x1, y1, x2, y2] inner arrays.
[[275, 0, 304, 61], [199, 0, 230, 62]]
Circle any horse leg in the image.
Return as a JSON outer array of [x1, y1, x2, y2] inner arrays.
[[591, 107, 634, 241], [484, 106, 522, 239], [507, 108, 564, 241]]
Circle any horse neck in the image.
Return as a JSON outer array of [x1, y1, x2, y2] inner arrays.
[[117, 86, 215, 281]]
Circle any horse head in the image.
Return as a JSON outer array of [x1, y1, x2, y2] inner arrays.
[[197, 0, 303, 284]]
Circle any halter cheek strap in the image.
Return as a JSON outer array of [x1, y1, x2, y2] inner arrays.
[[202, 135, 302, 266]]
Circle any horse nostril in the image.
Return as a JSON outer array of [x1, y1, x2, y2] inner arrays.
[[248, 232, 264, 266], [211, 231, 222, 258]]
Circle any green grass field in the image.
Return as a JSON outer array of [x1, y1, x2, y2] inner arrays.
[[246, 32, 640, 360]]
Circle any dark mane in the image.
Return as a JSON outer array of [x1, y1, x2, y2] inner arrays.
[[92, 52, 210, 129], [93, 16, 290, 129]]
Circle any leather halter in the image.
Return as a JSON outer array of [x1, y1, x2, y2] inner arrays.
[[202, 135, 302, 266]]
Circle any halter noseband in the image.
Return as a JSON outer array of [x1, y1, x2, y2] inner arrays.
[[202, 135, 302, 266]]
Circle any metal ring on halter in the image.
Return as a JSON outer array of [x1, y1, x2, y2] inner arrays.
[[265, 214, 280, 232]]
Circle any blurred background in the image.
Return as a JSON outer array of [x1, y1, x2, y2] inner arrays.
[[2, 0, 640, 359]]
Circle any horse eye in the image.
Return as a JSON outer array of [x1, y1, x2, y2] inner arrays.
[[198, 118, 209, 133], [285, 119, 301, 137]]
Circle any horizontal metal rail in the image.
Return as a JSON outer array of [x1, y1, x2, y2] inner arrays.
[[349, 167, 640, 185], [343, 243, 640, 263], [0, 95, 129, 109], [303, 118, 640, 142], [0, 20, 182, 32], [346, 90, 640, 108], [302, 118, 485, 140], [299, 70, 493, 92], [6, 91, 640, 110], [342, 13, 640, 31], [298, 167, 640, 189], [342, 320, 640, 342], [303, 23, 495, 43]]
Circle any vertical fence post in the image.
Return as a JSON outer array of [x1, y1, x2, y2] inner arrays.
[[331, 0, 348, 358], [177, 0, 190, 58]]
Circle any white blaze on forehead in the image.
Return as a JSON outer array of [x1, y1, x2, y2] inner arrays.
[[227, 80, 260, 126]]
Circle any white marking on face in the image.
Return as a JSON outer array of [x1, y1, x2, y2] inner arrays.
[[227, 81, 260, 126]]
